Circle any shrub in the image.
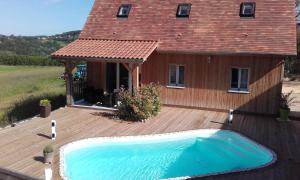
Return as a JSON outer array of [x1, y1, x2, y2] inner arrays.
[[40, 99, 51, 106], [280, 91, 295, 110], [0, 54, 63, 66], [117, 83, 161, 121], [1, 93, 65, 127], [43, 145, 54, 154]]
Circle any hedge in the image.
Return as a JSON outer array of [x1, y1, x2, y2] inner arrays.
[[0, 54, 63, 66]]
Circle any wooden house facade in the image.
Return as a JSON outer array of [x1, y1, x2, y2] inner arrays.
[[52, 0, 296, 115]]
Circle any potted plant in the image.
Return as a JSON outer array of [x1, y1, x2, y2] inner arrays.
[[43, 145, 54, 164], [40, 99, 51, 118], [279, 91, 295, 121]]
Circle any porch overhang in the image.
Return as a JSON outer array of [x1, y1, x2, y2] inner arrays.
[[51, 39, 159, 63]]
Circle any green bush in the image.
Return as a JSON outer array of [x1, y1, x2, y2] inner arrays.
[[141, 83, 161, 116], [117, 83, 161, 121], [40, 99, 51, 106], [0, 54, 62, 66], [280, 91, 295, 110], [0, 93, 65, 127], [43, 145, 54, 154]]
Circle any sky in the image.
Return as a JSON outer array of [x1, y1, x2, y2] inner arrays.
[[0, 0, 94, 36]]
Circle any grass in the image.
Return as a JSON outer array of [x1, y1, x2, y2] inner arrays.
[[0, 65, 65, 126]]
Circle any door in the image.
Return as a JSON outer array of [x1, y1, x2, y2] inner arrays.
[[106, 63, 129, 93], [106, 63, 116, 93], [119, 64, 129, 89]]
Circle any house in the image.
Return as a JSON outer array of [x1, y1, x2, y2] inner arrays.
[[52, 0, 296, 115]]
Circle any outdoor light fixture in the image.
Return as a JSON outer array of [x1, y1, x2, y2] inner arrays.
[[228, 109, 234, 125], [207, 56, 211, 64], [51, 120, 56, 140]]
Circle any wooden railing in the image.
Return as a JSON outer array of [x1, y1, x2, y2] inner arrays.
[[73, 80, 87, 101]]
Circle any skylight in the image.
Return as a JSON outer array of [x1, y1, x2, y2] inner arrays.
[[117, 4, 131, 18], [176, 4, 191, 18], [240, 2, 256, 18]]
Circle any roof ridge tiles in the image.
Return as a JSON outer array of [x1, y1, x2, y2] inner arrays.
[[77, 38, 159, 43]]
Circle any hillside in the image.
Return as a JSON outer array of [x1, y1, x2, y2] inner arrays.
[[0, 32, 77, 125], [0, 30, 80, 56]]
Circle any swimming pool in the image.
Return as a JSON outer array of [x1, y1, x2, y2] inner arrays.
[[60, 129, 276, 180]]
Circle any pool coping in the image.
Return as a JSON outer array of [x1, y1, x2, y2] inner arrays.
[[59, 129, 277, 180]]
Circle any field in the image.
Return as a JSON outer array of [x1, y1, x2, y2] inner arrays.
[[0, 65, 65, 126]]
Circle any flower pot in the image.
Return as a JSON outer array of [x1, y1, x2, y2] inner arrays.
[[43, 152, 53, 164], [279, 108, 290, 121], [40, 104, 51, 118]]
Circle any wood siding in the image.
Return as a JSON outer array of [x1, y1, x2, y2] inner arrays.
[[87, 62, 105, 90], [142, 53, 283, 115]]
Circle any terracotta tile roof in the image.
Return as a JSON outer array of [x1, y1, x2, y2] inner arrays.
[[79, 0, 297, 56], [51, 39, 158, 62]]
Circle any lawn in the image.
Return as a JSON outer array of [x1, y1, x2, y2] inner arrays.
[[0, 65, 65, 126]]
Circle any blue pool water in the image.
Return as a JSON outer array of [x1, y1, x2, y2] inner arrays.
[[62, 130, 275, 180]]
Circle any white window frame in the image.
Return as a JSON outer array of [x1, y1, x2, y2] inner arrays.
[[168, 64, 185, 88], [229, 67, 250, 93]]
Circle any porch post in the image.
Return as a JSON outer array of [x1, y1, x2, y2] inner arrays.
[[122, 63, 139, 94], [132, 64, 140, 92], [65, 61, 76, 106], [101, 62, 107, 91], [116, 63, 120, 90]]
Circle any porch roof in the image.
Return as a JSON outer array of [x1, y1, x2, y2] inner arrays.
[[51, 39, 158, 63]]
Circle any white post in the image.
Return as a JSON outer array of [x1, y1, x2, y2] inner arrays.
[[45, 168, 52, 180], [116, 63, 120, 90], [51, 120, 56, 140], [228, 109, 234, 125]]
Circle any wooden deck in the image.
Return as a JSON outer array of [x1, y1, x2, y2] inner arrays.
[[0, 106, 299, 180]]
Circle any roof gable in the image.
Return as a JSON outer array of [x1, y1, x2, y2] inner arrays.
[[80, 0, 297, 55]]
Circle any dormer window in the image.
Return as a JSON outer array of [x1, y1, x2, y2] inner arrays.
[[176, 4, 191, 18], [117, 4, 131, 18], [240, 2, 255, 18]]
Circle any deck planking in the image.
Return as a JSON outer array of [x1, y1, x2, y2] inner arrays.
[[0, 106, 298, 180]]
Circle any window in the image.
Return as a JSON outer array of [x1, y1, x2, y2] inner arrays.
[[240, 2, 255, 18], [230, 68, 249, 91], [176, 4, 191, 18], [169, 65, 185, 87], [117, 4, 131, 18]]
